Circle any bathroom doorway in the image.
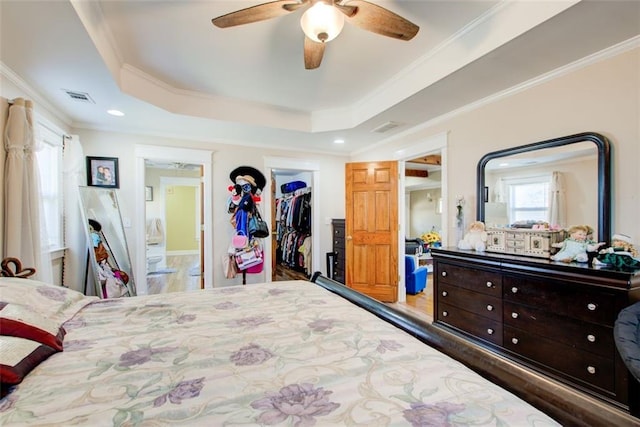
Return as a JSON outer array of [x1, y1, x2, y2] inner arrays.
[[144, 161, 202, 294], [134, 145, 213, 295]]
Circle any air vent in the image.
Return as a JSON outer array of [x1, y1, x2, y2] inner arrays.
[[63, 89, 95, 104], [371, 121, 403, 133]]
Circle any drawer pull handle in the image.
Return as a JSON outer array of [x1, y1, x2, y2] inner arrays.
[[442, 291, 448, 297], [511, 312, 519, 319], [441, 271, 448, 277], [486, 304, 494, 311], [442, 311, 448, 317], [587, 366, 596, 375], [486, 281, 493, 288], [587, 334, 596, 343], [511, 287, 518, 294], [511, 338, 519, 345], [587, 303, 597, 311], [487, 328, 494, 335]]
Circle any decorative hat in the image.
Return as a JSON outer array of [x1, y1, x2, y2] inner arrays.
[[235, 174, 256, 187], [229, 166, 266, 191], [612, 233, 632, 244]]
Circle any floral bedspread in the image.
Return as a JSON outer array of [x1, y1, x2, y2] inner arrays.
[[0, 280, 560, 426]]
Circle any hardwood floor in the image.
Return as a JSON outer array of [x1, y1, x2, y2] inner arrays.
[[148, 256, 433, 324], [146, 254, 200, 294], [391, 277, 434, 324]]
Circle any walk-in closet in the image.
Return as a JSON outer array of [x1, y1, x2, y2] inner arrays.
[[273, 171, 312, 280]]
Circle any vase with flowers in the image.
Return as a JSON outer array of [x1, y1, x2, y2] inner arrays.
[[421, 229, 442, 253]]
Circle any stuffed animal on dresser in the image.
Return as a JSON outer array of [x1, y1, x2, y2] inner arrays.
[[458, 221, 488, 251]]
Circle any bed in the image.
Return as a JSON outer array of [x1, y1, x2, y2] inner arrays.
[[0, 260, 630, 425]]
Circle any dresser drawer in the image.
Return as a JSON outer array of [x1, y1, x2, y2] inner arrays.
[[437, 262, 502, 297], [438, 302, 503, 345], [503, 301, 614, 358], [503, 275, 616, 326], [440, 283, 502, 322], [333, 225, 345, 239], [504, 325, 615, 393]]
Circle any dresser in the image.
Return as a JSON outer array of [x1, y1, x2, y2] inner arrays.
[[330, 219, 345, 284], [431, 247, 640, 413]]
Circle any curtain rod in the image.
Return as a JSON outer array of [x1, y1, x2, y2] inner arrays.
[[7, 99, 73, 140]]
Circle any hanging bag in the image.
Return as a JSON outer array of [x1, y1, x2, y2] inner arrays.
[[235, 246, 263, 271], [232, 231, 248, 249], [249, 207, 270, 239]]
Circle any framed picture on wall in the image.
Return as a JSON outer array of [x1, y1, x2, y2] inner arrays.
[[86, 156, 119, 188]]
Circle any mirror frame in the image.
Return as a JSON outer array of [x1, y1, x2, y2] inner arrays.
[[476, 132, 611, 243]]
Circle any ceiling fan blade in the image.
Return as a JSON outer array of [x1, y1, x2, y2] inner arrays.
[[212, 1, 305, 28], [345, 0, 419, 41], [304, 36, 325, 70], [334, 4, 357, 18]]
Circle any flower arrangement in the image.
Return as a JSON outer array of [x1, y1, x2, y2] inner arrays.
[[421, 230, 442, 249]]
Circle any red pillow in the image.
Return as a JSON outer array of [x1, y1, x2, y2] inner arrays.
[[0, 336, 58, 386], [0, 302, 65, 350]]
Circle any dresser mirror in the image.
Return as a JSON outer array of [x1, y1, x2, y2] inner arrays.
[[476, 132, 611, 243]]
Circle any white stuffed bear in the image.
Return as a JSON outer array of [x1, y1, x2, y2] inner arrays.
[[458, 221, 488, 251]]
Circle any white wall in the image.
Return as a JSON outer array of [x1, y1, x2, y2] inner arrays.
[[354, 46, 640, 246], [3, 45, 638, 289], [75, 128, 348, 287]]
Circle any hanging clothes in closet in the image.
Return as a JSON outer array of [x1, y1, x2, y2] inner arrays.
[[275, 187, 312, 276]]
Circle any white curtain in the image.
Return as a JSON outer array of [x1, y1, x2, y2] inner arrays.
[[494, 178, 506, 203], [62, 135, 86, 292], [548, 171, 566, 228], [3, 98, 52, 282]]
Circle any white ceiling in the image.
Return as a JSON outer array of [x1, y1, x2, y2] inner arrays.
[[1, 1, 638, 155]]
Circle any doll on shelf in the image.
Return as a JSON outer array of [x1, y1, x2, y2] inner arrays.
[[551, 224, 605, 263]]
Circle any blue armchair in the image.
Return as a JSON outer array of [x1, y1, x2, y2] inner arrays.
[[405, 255, 428, 295]]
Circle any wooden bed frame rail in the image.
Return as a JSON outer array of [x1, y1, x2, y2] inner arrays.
[[310, 272, 639, 427]]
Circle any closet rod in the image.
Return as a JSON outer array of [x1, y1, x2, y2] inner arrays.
[[282, 187, 312, 198]]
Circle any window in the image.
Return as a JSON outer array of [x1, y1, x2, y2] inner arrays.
[[35, 123, 64, 251], [506, 176, 550, 223]]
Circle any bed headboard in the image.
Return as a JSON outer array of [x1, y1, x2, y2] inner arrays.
[[0, 257, 36, 278]]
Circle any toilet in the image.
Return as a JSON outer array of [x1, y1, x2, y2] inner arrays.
[[146, 218, 165, 273], [147, 255, 163, 272]]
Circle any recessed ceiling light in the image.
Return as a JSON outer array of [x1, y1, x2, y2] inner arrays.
[[107, 109, 124, 117], [333, 139, 345, 144]]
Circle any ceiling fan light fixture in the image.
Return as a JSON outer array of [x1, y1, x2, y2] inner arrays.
[[300, 2, 344, 43]]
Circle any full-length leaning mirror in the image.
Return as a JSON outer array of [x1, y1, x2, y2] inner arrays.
[[477, 132, 611, 244], [78, 186, 137, 298]]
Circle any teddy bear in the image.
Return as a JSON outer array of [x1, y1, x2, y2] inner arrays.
[[458, 221, 488, 251]]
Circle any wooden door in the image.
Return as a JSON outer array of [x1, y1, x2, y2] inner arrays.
[[345, 161, 398, 302]]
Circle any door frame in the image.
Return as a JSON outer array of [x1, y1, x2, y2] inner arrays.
[[263, 157, 320, 282], [393, 131, 449, 302], [134, 145, 214, 294]]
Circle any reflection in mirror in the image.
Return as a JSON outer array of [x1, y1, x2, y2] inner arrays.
[[477, 132, 611, 243], [79, 186, 136, 298]]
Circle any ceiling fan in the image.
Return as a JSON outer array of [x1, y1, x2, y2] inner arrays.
[[211, 0, 419, 70]]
